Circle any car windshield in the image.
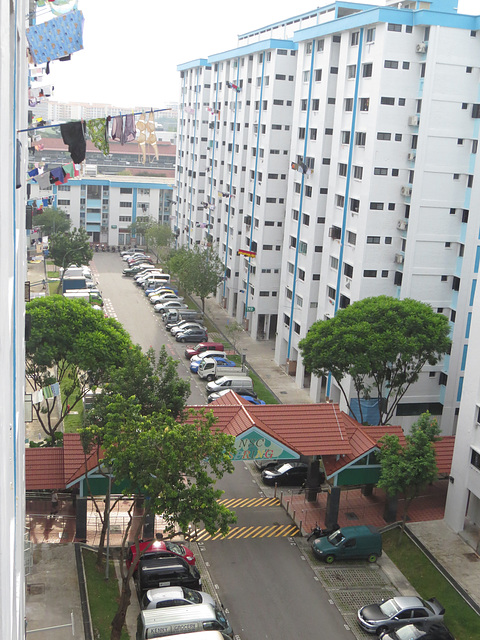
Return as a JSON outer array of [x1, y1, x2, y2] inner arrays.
[[395, 626, 423, 640], [165, 541, 185, 556], [276, 463, 293, 474], [379, 599, 401, 617], [182, 587, 201, 604], [327, 530, 345, 546], [215, 606, 228, 628]]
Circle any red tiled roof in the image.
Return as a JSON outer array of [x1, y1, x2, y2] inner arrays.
[[434, 436, 455, 475], [25, 434, 101, 491], [38, 137, 176, 156]]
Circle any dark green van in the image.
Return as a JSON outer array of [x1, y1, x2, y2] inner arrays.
[[311, 525, 382, 564]]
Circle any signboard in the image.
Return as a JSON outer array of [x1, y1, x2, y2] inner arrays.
[[231, 427, 299, 462], [246, 306, 255, 312], [111, 225, 117, 229]]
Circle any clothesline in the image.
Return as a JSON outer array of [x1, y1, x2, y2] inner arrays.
[[17, 107, 172, 134]]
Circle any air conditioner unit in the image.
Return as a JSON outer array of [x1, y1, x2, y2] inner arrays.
[[407, 152, 416, 161], [408, 115, 420, 126], [345, 278, 351, 290], [416, 42, 427, 53], [401, 186, 412, 197], [395, 253, 405, 264], [397, 220, 408, 231]]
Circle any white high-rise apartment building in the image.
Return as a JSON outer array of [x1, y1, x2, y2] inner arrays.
[[1, 1, 28, 637], [176, 0, 480, 436]]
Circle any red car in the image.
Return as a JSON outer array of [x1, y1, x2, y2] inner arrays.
[[184, 342, 224, 359], [126, 538, 196, 570]]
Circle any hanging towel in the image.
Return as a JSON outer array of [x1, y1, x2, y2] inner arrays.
[[60, 120, 86, 163], [32, 389, 44, 405], [37, 172, 52, 189], [26, 9, 85, 64], [86, 117, 109, 155], [50, 167, 66, 184], [63, 162, 75, 179]]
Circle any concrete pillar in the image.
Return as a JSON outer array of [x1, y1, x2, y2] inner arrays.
[[143, 512, 155, 539], [306, 457, 321, 502], [362, 484, 374, 497], [325, 487, 341, 529], [75, 497, 87, 542], [383, 493, 398, 523]]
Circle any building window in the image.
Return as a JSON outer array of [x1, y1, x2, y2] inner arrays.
[[347, 65, 356, 79], [336, 194, 345, 207], [367, 236, 381, 244], [471, 449, 480, 471], [355, 132, 366, 146], [347, 231, 356, 245], [315, 69, 322, 81], [377, 132, 391, 140], [341, 131, 351, 144], [353, 165, 363, 180], [381, 97, 395, 105], [338, 163, 347, 177], [312, 99, 320, 110], [120, 201, 133, 208], [317, 38, 325, 51], [403, 61, 410, 69], [384, 60, 399, 69], [344, 263, 353, 277], [363, 63, 373, 78], [327, 286, 336, 300], [364, 270, 377, 277], [345, 97, 353, 111], [387, 23, 402, 32], [374, 167, 388, 175], [370, 202, 384, 210], [330, 256, 339, 270], [120, 187, 133, 194], [366, 27, 375, 42], [360, 98, 369, 111], [350, 198, 360, 213], [351, 31, 359, 46]]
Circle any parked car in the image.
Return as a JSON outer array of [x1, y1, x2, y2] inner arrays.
[[154, 301, 188, 314], [357, 596, 445, 635], [135, 556, 202, 599], [379, 623, 455, 640], [184, 342, 224, 359], [123, 264, 156, 277], [126, 538, 196, 570], [176, 327, 209, 343], [241, 395, 266, 405], [171, 322, 206, 337], [150, 293, 183, 305], [148, 289, 178, 302], [312, 525, 382, 564], [261, 461, 308, 486], [190, 355, 233, 374], [168, 320, 201, 335], [254, 457, 294, 471], [141, 586, 216, 610], [207, 389, 258, 404]]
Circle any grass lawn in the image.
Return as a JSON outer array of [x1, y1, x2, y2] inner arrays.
[[383, 529, 480, 640], [82, 549, 130, 640], [59, 368, 85, 433]]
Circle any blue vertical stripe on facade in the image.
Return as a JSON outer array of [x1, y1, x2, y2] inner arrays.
[[176, 74, 186, 248], [287, 39, 316, 359], [465, 311, 472, 338], [457, 376, 464, 403], [469, 279, 477, 306], [245, 53, 266, 318], [188, 68, 200, 247]]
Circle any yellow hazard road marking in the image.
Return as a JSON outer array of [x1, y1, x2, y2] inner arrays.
[[195, 524, 300, 541]]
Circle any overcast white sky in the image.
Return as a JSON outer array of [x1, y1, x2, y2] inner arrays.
[[42, 0, 479, 109]]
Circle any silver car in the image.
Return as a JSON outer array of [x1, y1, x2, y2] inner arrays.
[[357, 596, 445, 635], [141, 586, 215, 610]]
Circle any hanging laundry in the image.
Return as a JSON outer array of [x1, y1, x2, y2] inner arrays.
[[28, 168, 39, 178], [136, 112, 147, 164], [62, 162, 75, 179], [42, 198, 49, 206], [86, 117, 109, 155], [42, 384, 53, 400], [49, 382, 60, 397], [26, 9, 85, 65], [37, 172, 52, 189], [291, 162, 298, 171], [146, 110, 158, 160], [32, 389, 44, 405], [60, 120, 86, 163], [50, 0, 79, 17], [50, 166, 66, 184], [111, 113, 136, 145]]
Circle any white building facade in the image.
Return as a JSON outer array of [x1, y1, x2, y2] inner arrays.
[[0, 1, 28, 637], [33, 174, 174, 247], [176, 0, 480, 436]]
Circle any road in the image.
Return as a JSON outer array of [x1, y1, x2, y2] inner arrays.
[[92, 251, 355, 640]]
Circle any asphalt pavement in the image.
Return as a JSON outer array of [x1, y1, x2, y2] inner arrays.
[[25, 254, 480, 639]]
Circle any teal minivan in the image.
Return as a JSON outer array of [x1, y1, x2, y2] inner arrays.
[[311, 525, 382, 564]]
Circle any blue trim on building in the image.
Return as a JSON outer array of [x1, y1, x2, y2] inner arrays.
[[132, 188, 138, 236], [245, 53, 266, 319], [287, 39, 316, 359], [461, 344, 468, 371], [466, 311, 472, 338], [208, 39, 297, 64], [177, 58, 209, 71], [457, 376, 464, 403], [469, 279, 477, 306]]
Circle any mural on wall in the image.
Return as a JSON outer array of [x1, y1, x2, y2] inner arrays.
[[231, 427, 299, 462]]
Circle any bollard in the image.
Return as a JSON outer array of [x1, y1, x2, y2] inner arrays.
[[299, 520, 303, 536]]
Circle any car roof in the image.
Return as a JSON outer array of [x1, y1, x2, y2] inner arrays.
[[145, 586, 185, 602], [391, 596, 424, 608]]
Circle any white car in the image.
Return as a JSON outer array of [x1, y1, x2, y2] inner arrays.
[[154, 301, 188, 314], [149, 293, 182, 305], [170, 322, 206, 336], [189, 350, 227, 365], [141, 586, 216, 610]]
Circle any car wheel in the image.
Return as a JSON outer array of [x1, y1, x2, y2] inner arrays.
[[376, 627, 388, 636], [206, 374, 215, 381], [367, 553, 378, 563], [325, 555, 335, 564]]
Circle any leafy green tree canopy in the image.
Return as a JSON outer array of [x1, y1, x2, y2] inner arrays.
[[26, 296, 133, 442], [49, 227, 93, 275], [33, 207, 71, 236], [377, 412, 440, 533], [168, 245, 224, 311], [83, 395, 237, 536], [299, 296, 451, 425]]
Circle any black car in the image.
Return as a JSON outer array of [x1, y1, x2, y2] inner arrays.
[[176, 328, 208, 343], [254, 458, 295, 472], [135, 555, 202, 600], [380, 623, 454, 640], [261, 462, 308, 486]]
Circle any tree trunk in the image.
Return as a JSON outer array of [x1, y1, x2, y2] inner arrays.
[[110, 575, 131, 640], [96, 484, 110, 568]]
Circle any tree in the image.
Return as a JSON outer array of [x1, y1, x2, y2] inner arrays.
[[168, 245, 225, 312], [225, 320, 244, 353], [377, 412, 441, 536], [49, 227, 93, 285], [25, 296, 133, 444], [83, 345, 191, 565], [146, 222, 174, 262], [81, 396, 237, 640], [298, 296, 451, 425], [33, 207, 71, 236]]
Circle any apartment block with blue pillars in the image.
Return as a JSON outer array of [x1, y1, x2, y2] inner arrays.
[[175, 0, 480, 434], [52, 175, 174, 247]]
